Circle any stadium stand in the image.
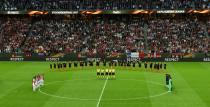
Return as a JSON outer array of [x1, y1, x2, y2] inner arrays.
[[0, 0, 209, 11], [207, 21, 210, 37], [0, 19, 2, 52], [147, 18, 209, 54], [0, 15, 209, 56]]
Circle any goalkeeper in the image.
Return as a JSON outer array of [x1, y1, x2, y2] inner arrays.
[[166, 74, 172, 92]]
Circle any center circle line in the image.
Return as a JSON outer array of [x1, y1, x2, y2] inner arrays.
[[39, 79, 169, 101]]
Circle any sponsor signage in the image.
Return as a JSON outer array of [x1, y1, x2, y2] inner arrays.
[[203, 58, 210, 62], [10, 57, 24, 61], [7, 11, 20, 14], [157, 10, 185, 13], [46, 57, 60, 61], [1, 9, 209, 15], [51, 11, 78, 14], [164, 58, 179, 62]]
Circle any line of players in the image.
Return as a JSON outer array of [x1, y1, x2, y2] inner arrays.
[[32, 74, 44, 92], [49, 62, 167, 70], [50, 63, 68, 70], [97, 68, 116, 79], [145, 62, 167, 71], [49, 62, 90, 70]]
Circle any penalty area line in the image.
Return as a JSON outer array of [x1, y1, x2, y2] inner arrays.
[[96, 78, 108, 107]]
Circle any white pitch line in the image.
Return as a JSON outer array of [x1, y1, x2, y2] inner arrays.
[[39, 79, 169, 101], [96, 78, 108, 107]]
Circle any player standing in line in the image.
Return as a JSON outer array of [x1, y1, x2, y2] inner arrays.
[[157, 63, 160, 71], [128, 62, 131, 67], [150, 62, 153, 71], [57, 63, 60, 71], [53, 63, 56, 70], [103, 61, 106, 67], [160, 62, 163, 70], [108, 62, 110, 67], [63, 63, 67, 70], [50, 64, 52, 69], [145, 62, 147, 69], [69, 62, 72, 68], [164, 63, 167, 70], [113, 62, 116, 67], [101, 69, 105, 79], [96, 61, 100, 67], [79, 62, 82, 67], [132, 62, 135, 68], [58, 63, 62, 71], [112, 68, 116, 79], [138, 62, 141, 68], [74, 62, 78, 67], [120, 62, 123, 67], [85, 61, 88, 66], [97, 69, 100, 79], [108, 69, 112, 79], [105, 69, 108, 78], [60, 63, 63, 71], [154, 62, 156, 70], [89, 61, 93, 66]]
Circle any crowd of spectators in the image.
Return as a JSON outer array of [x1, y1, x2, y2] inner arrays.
[[0, 17, 30, 54], [147, 18, 209, 55], [0, 15, 209, 56], [0, 0, 209, 11], [207, 21, 210, 37]]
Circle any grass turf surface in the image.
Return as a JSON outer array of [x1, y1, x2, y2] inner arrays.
[[0, 62, 210, 107]]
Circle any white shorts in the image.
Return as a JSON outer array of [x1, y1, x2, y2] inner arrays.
[[40, 80, 44, 86], [33, 84, 36, 91]]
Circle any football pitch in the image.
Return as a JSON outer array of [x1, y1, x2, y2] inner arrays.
[[0, 62, 210, 107]]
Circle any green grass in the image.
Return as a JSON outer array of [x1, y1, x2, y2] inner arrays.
[[0, 62, 210, 107]]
